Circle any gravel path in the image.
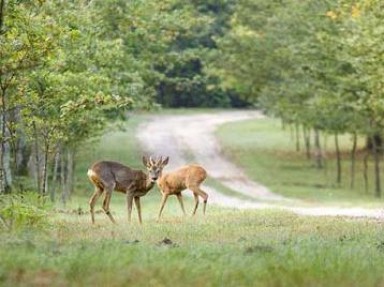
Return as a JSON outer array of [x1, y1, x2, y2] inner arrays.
[[136, 110, 384, 219]]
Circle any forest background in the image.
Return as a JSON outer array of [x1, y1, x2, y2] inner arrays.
[[1, 0, 384, 200], [2, 1, 384, 286]]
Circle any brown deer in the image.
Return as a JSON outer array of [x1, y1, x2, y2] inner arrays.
[[87, 156, 168, 224], [155, 157, 208, 220]]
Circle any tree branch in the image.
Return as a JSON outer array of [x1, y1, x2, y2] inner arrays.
[[0, 0, 5, 34]]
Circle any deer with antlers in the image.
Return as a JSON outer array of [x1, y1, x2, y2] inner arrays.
[[87, 156, 168, 224], [155, 157, 209, 220]]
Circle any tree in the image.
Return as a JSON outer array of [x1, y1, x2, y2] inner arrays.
[[1, 0, 219, 199], [155, 0, 244, 108], [212, 0, 384, 197], [0, 1, 58, 193]]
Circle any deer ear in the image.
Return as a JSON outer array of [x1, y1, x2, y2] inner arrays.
[[162, 156, 169, 166], [142, 156, 149, 167]]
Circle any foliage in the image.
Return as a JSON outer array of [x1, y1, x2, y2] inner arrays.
[[212, 0, 384, 196], [0, 0, 219, 196], [211, 0, 384, 131], [154, 0, 248, 108], [0, 192, 49, 230], [2, 0, 384, 200]]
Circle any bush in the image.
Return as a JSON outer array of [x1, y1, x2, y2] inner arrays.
[[0, 192, 49, 230]]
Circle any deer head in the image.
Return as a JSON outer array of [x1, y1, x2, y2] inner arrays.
[[142, 156, 169, 182]]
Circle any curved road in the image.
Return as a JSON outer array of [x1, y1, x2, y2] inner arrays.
[[136, 110, 384, 219]]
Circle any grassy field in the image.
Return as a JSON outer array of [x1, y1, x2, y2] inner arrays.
[[216, 116, 384, 206], [2, 208, 384, 287], [2, 110, 384, 287]]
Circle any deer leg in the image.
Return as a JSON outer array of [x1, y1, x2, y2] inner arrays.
[[126, 193, 134, 223], [89, 187, 103, 224], [176, 193, 186, 216], [191, 187, 208, 215], [198, 188, 208, 215], [157, 194, 169, 221], [192, 193, 199, 215], [134, 196, 142, 224], [102, 188, 116, 224]]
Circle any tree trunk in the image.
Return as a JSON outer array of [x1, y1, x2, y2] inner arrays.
[[60, 151, 67, 205], [8, 106, 30, 191], [0, 0, 4, 31], [0, 85, 6, 193], [335, 133, 341, 185], [3, 139, 12, 192], [32, 123, 42, 193], [67, 148, 75, 196], [13, 106, 30, 176], [50, 150, 60, 202], [295, 123, 300, 152], [303, 127, 311, 160], [41, 140, 49, 197], [363, 151, 369, 194], [371, 134, 381, 198], [16, 141, 30, 177], [350, 132, 357, 189], [0, 0, 7, 194], [0, 86, 12, 193], [61, 147, 75, 205], [313, 129, 323, 168], [366, 133, 383, 152]]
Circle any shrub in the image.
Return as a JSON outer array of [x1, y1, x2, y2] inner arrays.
[[0, 192, 49, 230]]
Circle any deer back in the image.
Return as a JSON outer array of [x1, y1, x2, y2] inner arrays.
[[88, 161, 147, 193], [159, 164, 207, 193]]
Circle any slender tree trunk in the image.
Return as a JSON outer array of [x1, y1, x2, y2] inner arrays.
[[0, 0, 7, 194], [335, 133, 341, 185], [61, 147, 75, 205], [50, 150, 60, 202], [16, 140, 30, 177], [295, 123, 300, 152], [0, 86, 12, 193], [350, 132, 357, 189], [8, 107, 27, 190], [67, 148, 75, 196], [313, 129, 323, 168], [60, 151, 67, 205], [3, 138, 12, 192], [32, 123, 42, 193], [371, 134, 381, 198], [0, 0, 4, 32], [13, 106, 29, 177], [363, 151, 369, 194], [0, 87, 7, 194], [41, 140, 49, 197], [303, 127, 311, 160]]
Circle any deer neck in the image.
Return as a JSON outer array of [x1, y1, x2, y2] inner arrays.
[[156, 173, 165, 186], [145, 176, 156, 192]]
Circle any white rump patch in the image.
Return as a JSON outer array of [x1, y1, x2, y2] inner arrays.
[[87, 169, 96, 178]]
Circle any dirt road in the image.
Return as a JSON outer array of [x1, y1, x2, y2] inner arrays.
[[136, 110, 384, 218]]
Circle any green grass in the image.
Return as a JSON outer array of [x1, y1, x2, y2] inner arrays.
[[216, 117, 384, 206], [2, 109, 384, 287], [1, 207, 384, 287]]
